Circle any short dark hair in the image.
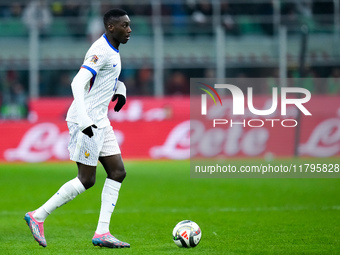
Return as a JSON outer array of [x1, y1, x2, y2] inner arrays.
[[103, 9, 127, 28]]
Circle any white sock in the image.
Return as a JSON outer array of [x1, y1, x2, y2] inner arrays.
[[95, 178, 121, 235], [33, 177, 86, 222]]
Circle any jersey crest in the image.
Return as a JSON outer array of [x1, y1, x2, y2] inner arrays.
[[90, 55, 99, 64]]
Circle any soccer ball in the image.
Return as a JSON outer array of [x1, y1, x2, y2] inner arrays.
[[172, 220, 201, 248]]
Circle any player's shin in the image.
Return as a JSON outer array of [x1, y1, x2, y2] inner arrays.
[[95, 178, 121, 234], [33, 177, 86, 222]]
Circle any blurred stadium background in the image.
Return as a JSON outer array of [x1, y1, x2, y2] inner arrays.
[[0, 0, 339, 160], [1, 1, 340, 254]]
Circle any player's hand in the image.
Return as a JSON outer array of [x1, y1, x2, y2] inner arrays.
[[82, 124, 97, 138], [112, 94, 126, 112]]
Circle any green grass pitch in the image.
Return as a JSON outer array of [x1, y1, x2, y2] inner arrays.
[[1, 158, 340, 254]]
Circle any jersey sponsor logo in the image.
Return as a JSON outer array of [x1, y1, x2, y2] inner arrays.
[[90, 55, 99, 64], [85, 151, 90, 158]]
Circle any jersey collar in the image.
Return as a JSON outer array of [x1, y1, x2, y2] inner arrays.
[[103, 34, 119, 53]]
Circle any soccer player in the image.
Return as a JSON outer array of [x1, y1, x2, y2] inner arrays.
[[24, 9, 132, 248]]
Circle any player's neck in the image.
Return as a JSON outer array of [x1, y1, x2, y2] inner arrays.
[[104, 33, 120, 50]]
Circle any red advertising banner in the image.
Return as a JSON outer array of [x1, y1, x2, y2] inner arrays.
[[0, 97, 190, 162], [191, 95, 340, 158], [0, 96, 339, 162]]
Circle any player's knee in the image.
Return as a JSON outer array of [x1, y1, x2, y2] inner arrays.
[[118, 168, 127, 181], [79, 176, 96, 189], [108, 166, 126, 182], [84, 179, 96, 189]]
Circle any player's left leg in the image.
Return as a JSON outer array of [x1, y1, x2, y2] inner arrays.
[[92, 154, 130, 248], [100, 153, 126, 182], [97, 154, 126, 235]]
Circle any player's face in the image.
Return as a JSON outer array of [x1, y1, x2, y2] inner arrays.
[[113, 15, 132, 44]]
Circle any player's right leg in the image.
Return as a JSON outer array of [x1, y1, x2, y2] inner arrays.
[[24, 176, 87, 247], [24, 211, 47, 247], [24, 121, 99, 247]]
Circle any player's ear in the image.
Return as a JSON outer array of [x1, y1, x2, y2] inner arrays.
[[107, 23, 114, 32]]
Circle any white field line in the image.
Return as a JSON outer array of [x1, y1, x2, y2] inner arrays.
[[4, 205, 340, 216]]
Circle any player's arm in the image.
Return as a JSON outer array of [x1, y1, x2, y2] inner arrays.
[[112, 80, 126, 112], [71, 68, 97, 137]]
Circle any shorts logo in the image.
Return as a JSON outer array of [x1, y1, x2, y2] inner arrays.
[[85, 151, 90, 158], [90, 55, 98, 64]]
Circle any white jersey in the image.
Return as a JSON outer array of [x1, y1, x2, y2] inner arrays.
[[66, 34, 121, 128]]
